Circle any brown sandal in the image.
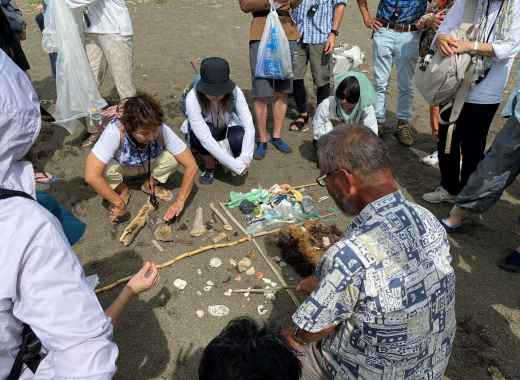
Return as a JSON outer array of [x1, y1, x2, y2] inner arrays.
[[289, 114, 309, 132]]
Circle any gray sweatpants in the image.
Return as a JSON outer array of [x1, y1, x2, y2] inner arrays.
[[456, 106, 520, 213]]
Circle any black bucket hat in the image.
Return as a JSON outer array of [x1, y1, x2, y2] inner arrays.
[[196, 57, 235, 97]]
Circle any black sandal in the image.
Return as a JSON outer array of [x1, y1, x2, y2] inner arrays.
[[289, 114, 309, 132]]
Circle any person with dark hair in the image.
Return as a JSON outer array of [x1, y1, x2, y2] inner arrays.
[[199, 317, 302, 380], [283, 125, 456, 379], [85, 93, 198, 224], [312, 71, 377, 147], [288, 0, 346, 132], [182, 57, 255, 185]]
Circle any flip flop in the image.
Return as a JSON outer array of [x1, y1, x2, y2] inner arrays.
[[289, 114, 309, 132], [141, 184, 174, 202]]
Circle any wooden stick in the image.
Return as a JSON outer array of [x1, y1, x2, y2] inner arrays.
[[219, 202, 300, 307], [209, 202, 233, 231], [230, 287, 296, 294], [293, 183, 319, 190], [95, 228, 281, 294], [151, 239, 164, 252], [119, 202, 154, 246]]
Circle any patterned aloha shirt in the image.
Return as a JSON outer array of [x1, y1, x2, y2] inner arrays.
[[293, 191, 456, 380]]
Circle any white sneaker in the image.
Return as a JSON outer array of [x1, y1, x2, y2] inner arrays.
[[422, 186, 456, 204], [421, 150, 439, 167]]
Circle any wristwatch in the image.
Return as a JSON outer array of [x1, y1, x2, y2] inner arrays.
[[330, 29, 339, 36]]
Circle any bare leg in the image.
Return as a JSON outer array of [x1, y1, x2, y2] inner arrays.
[[254, 98, 269, 142], [447, 206, 465, 225], [272, 92, 288, 139]]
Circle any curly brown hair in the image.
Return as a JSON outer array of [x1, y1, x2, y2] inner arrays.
[[120, 93, 164, 133]]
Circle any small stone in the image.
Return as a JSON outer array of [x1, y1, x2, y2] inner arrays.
[[229, 258, 238, 267], [206, 280, 215, 286], [262, 278, 273, 285], [208, 305, 230, 317], [234, 273, 242, 282], [255, 271, 265, 279], [245, 266, 256, 276], [209, 258, 222, 268], [279, 261, 287, 268], [177, 223, 188, 231], [237, 257, 252, 273], [257, 305, 268, 316], [173, 279, 188, 290], [244, 292, 250, 298], [203, 286, 212, 292], [271, 282, 278, 288], [224, 289, 233, 296], [246, 250, 257, 260], [196, 291, 202, 296], [197, 269, 202, 275], [196, 310, 205, 318], [273, 256, 282, 262], [265, 292, 276, 300]]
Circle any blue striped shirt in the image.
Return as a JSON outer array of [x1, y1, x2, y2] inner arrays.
[[376, 0, 427, 24], [292, 0, 347, 44]]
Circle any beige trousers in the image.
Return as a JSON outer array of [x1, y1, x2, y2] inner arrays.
[[105, 151, 178, 189], [85, 33, 136, 102], [298, 342, 329, 380]]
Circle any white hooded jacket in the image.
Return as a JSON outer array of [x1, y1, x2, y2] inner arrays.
[[0, 51, 118, 380]]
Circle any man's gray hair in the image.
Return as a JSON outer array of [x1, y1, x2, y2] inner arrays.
[[317, 125, 392, 177]]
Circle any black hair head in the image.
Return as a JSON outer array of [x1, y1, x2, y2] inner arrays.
[[335, 76, 361, 104]]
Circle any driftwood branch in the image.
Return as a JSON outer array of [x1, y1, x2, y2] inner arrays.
[[209, 202, 233, 231], [119, 202, 154, 246], [95, 228, 280, 294]]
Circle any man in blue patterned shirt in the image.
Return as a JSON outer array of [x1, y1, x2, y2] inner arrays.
[[357, 0, 429, 147], [283, 125, 456, 379], [289, 0, 346, 132]]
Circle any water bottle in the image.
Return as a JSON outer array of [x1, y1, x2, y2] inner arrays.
[[301, 196, 318, 215]]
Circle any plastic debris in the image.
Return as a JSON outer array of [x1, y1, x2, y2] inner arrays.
[[208, 305, 230, 317], [85, 274, 99, 290], [239, 199, 256, 215], [173, 279, 188, 290], [225, 188, 270, 208], [209, 258, 222, 268]]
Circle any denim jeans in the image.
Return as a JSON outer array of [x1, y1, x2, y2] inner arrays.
[[372, 28, 420, 123]]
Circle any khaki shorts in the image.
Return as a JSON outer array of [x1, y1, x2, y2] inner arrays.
[[293, 41, 331, 87], [297, 342, 329, 380]]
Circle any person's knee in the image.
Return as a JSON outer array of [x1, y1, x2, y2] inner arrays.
[[199, 317, 301, 380]]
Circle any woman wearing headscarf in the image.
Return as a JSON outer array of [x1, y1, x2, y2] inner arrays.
[[422, 0, 520, 204], [312, 71, 377, 147]]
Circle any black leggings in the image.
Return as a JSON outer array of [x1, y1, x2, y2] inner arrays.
[[293, 79, 330, 114], [189, 125, 244, 158], [438, 102, 499, 195]]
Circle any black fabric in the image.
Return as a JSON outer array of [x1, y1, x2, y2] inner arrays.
[[189, 124, 245, 158], [293, 79, 307, 113], [0, 7, 30, 71], [316, 84, 330, 106], [253, 10, 290, 17], [437, 102, 499, 195], [0, 189, 42, 380]]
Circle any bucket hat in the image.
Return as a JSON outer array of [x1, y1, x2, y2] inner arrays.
[[196, 57, 235, 97]]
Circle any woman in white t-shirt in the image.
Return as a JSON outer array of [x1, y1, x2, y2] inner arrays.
[[422, 0, 520, 205], [85, 93, 198, 224], [183, 57, 255, 185]]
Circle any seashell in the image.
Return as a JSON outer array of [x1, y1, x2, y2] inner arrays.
[[173, 279, 187, 290], [208, 305, 230, 317]]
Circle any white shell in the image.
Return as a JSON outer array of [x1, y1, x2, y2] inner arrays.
[[209, 258, 222, 268], [208, 305, 230, 317], [203, 286, 212, 292], [173, 279, 188, 290], [237, 257, 252, 273], [245, 266, 256, 276], [196, 310, 205, 318], [257, 305, 268, 316], [279, 261, 287, 268], [197, 269, 202, 275], [224, 289, 233, 296], [206, 280, 215, 286]]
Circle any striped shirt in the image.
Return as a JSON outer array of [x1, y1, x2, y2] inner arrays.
[[292, 0, 347, 44]]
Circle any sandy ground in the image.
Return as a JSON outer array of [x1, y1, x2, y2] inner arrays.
[[15, 0, 520, 378]]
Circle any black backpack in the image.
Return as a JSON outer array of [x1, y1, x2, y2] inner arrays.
[[0, 188, 44, 379]]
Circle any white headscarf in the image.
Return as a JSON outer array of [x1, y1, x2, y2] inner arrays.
[[0, 51, 41, 197]]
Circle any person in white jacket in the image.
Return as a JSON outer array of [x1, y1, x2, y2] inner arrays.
[[312, 71, 378, 149], [0, 51, 160, 380], [183, 57, 255, 185]]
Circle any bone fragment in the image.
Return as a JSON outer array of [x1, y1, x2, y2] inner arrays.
[[190, 207, 207, 237], [119, 202, 155, 246]]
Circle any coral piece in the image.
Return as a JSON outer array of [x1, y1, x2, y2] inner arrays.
[[190, 207, 207, 237]]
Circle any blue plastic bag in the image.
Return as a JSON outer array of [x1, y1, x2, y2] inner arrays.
[[255, 1, 293, 80]]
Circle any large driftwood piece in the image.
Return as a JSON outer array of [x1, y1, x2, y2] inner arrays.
[[95, 228, 281, 294], [119, 202, 154, 246]]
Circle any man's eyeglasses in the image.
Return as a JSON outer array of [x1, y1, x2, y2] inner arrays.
[[315, 168, 342, 187]]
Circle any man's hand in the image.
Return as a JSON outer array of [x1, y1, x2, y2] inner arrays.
[[164, 199, 185, 221], [281, 327, 304, 351], [436, 34, 459, 56], [296, 275, 320, 295], [324, 34, 336, 55], [363, 15, 383, 32], [127, 261, 160, 294], [430, 9, 446, 30], [453, 40, 474, 54]]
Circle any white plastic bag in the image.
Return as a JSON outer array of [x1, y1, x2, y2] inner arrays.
[[255, 1, 293, 80], [42, 0, 106, 129]]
